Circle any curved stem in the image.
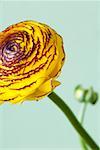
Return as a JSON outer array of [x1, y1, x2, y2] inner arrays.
[[79, 103, 89, 150], [48, 92, 99, 150]]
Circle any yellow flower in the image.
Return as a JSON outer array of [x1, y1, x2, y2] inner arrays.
[[0, 20, 65, 104]]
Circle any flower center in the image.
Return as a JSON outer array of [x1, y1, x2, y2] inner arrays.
[[5, 42, 18, 58]]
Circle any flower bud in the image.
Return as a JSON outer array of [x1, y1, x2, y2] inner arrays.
[[74, 85, 99, 105], [74, 85, 86, 102]]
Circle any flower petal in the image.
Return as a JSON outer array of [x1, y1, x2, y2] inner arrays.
[[49, 34, 65, 79], [0, 101, 4, 105], [26, 79, 60, 100]]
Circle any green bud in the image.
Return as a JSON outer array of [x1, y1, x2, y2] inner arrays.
[[90, 92, 98, 105], [85, 87, 93, 103], [74, 85, 86, 102], [74, 85, 99, 105]]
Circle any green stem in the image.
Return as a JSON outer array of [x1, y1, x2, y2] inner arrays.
[[80, 140, 89, 150], [79, 103, 87, 124], [79, 103, 89, 150], [48, 92, 99, 150]]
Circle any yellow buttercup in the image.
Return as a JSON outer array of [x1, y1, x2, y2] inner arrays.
[[0, 20, 65, 104]]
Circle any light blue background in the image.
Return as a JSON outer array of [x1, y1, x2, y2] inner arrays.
[[0, 1, 100, 150]]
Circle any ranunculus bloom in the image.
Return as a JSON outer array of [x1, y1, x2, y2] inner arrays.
[[0, 21, 65, 104]]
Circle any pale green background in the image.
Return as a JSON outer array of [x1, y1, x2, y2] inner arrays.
[[0, 1, 100, 150]]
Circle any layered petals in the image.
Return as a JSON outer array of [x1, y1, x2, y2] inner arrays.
[[0, 20, 65, 104]]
